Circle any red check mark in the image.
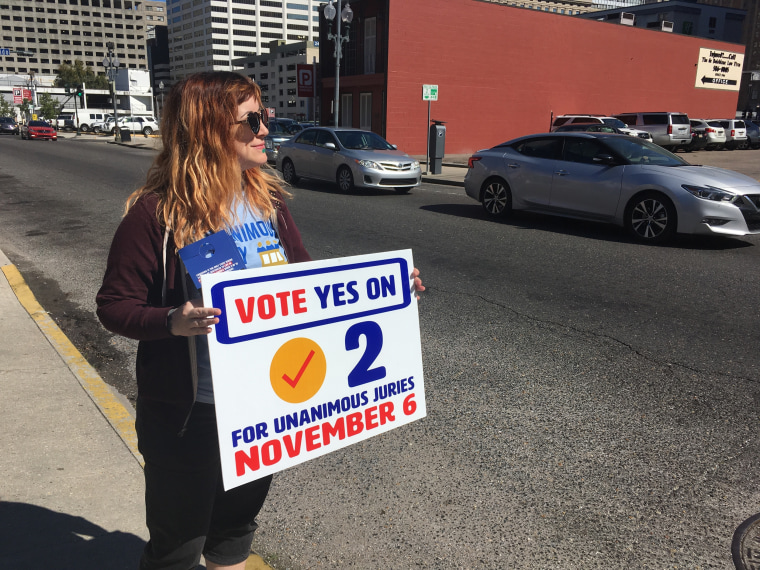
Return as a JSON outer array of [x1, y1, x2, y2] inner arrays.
[[282, 350, 316, 388]]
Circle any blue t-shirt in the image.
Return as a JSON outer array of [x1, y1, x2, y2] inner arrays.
[[195, 204, 288, 404]]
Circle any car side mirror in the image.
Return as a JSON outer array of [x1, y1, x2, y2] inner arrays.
[[325, 142, 337, 150], [593, 154, 618, 165], [391, 144, 398, 150]]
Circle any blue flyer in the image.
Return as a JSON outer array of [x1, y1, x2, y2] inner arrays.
[[178, 230, 245, 289]]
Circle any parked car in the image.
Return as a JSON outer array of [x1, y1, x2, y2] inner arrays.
[[20, 120, 58, 141], [0, 116, 19, 135], [464, 132, 760, 243], [612, 112, 691, 151], [684, 119, 708, 152], [264, 119, 295, 164], [554, 123, 623, 134], [277, 127, 421, 193], [92, 115, 118, 133], [744, 120, 760, 150], [688, 119, 726, 151], [55, 114, 74, 131], [712, 119, 748, 150], [551, 115, 653, 141], [113, 116, 159, 135]]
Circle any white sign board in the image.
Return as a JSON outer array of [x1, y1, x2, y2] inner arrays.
[[422, 84, 438, 101], [202, 250, 426, 490], [695, 47, 744, 91]]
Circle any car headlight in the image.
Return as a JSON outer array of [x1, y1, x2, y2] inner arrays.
[[356, 159, 382, 169], [682, 184, 733, 202], [412, 160, 420, 169]]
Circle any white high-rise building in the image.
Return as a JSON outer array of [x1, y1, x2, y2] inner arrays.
[[167, 0, 325, 81]]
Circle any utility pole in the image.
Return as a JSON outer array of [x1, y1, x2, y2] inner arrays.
[[103, 42, 121, 142]]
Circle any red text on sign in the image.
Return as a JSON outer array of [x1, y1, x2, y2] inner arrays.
[[234, 400, 398, 476], [234, 289, 307, 323]]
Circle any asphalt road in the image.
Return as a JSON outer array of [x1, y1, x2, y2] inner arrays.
[[1, 135, 759, 569]]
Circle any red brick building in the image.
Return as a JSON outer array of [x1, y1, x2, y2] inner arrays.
[[319, 0, 744, 156]]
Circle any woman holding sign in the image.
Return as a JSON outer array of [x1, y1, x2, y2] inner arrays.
[[97, 71, 424, 570]]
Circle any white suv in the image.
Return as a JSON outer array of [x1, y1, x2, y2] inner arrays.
[[116, 116, 159, 135], [551, 115, 653, 141], [712, 119, 747, 150]]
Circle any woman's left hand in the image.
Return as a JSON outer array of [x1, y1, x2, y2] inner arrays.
[[411, 267, 425, 300]]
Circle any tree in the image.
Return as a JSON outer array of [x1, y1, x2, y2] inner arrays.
[[37, 92, 62, 121], [0, 96, 13, 118], [54, 60, 110, 91]]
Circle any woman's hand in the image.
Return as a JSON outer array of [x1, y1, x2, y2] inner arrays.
[[411, 267, 425, 300], [168, 299, 222, 337]]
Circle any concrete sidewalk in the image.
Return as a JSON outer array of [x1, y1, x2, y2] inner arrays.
[[0, 249, 271, 569]]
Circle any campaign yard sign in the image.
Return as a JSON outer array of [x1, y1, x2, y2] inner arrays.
[[202, 250, 426, 490]]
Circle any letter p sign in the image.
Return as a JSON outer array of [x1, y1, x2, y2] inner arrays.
[[297, 65, 314, 97]]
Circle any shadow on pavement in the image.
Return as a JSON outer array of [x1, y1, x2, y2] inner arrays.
[[0, 502, 145, 570], [420, 204, 756, 250]]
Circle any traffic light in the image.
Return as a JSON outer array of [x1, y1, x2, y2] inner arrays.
[[75, 85, 83, 100]]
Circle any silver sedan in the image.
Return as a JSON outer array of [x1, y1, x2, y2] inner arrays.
[[277, 127, 421, 193], [464, 132, 760, 243]]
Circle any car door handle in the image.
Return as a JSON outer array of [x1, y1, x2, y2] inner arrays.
[[507, 163, 520, 169], [554, 169, 569, 176]]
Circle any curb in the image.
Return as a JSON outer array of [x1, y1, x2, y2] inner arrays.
[[0, 254, 274, 569]]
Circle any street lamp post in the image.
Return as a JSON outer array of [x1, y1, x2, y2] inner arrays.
[[324, 0, 353, 128], [102, 42, 121, 142]]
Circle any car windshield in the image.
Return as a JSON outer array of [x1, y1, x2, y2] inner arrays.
[[29, 121, 49, 127], [336, 130, 394, 150], [603, 136, 688, 166], [602, 118, 627, 129]]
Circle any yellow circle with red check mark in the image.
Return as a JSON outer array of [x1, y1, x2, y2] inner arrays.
[[270, 337, 327, 404]]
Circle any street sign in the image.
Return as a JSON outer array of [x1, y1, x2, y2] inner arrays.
[[297, 64, 314, 98], [422, 84, 438, 101], [695, 47, 743, 91], [0, 48, 9, 56], [202, 249, 426, 490]]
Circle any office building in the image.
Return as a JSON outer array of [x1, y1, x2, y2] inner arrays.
[[167, 0, 323, 82]]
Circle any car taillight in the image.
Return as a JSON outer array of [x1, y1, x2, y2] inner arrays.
[[731, 129, 736, 137], [668, 124, 672, 135], [706, 128, 714, 133], [468, 156, 482, 169]]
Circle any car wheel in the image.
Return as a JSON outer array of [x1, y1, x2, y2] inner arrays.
[[143, 127, 153, 135], [80, 124, 90, 133], [395, 187, 412, 194], [337, 166, 355, 193], [111, 127, 118, 135], [93, 126, 101, 133], [282, 159, 299, 185], [481, 177, 512, 218], [625, 191, 676, 244]]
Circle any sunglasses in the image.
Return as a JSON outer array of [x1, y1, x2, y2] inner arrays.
[[233, 109, 269, 135]]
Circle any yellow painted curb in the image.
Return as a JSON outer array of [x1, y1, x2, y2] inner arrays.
[[0, 263, 144, 467]]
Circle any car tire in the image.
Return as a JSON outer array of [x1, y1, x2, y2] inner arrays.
[[282, 159, 299, 185], [395, 187, 412, 194], [80, 124, 90, 133], [625, 191, 676, 244], [143, 127, 153, 135], [481, 177, 512, 218], [93, 126, 101, 133], [337, 166, 355, 193]]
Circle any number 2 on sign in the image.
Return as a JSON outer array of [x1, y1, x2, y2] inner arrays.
[[345, 321, 386, 387]]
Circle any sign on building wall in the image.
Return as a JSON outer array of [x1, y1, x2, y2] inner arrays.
[[297, 64, 314, 98], [695, 47, 744, 91], [13, 87, 32, 104], [202, 250, 427, 490]]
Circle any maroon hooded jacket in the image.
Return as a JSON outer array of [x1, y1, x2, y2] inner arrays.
[[96, 191, 311, 433]]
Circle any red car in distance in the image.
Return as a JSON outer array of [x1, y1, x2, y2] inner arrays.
[[20, 120, 58, 141]]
